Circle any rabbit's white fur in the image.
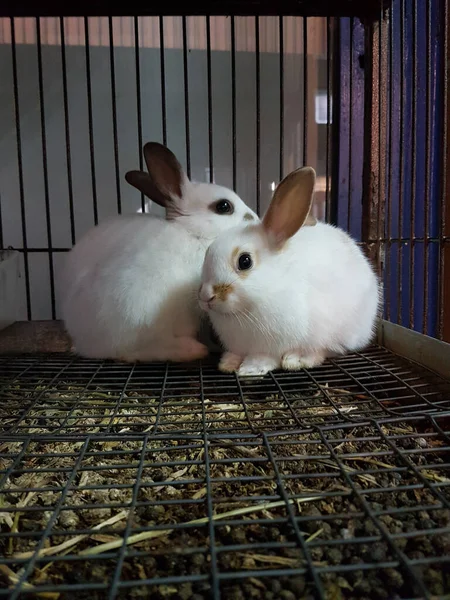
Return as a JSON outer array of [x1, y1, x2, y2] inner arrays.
[[60, 144, 258, 362], [199, 168, 380, 376]]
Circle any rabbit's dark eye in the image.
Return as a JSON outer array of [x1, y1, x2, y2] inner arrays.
[[238, 253, 253, 271], [215, 199, 234, 215]]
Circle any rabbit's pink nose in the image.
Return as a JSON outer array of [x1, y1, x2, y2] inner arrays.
[[199, 285, 216, 304]]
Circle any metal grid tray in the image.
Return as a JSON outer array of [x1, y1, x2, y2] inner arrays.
[[0, 346, 449, 599]]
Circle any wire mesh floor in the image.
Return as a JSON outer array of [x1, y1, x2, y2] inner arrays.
[[1, 346, 450, 436], [0, 346, 449, 599]]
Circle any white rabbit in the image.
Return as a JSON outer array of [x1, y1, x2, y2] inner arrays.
[[198, 166, 381, 376], [60, 142, 259, 362]]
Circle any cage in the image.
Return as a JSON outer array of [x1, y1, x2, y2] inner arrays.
[[0, 0, 450, 598]]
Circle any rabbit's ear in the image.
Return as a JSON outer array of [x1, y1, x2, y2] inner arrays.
[[124, 170, 169, 208], [262, 166, 316, 249], [143, 142, 185, 201], [125, 142, 186, 208]]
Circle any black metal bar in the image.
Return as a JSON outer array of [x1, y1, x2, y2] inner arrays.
[[0, 191, 4, 249], [376, 11, 384, 266], [159, 16, 167, 147], [325, 16, 332, 223], [397, 0, 405, 325], [134, 16, 145, 212], [303, 16, 308, 165], [330, 17, 341, 227], [104, 363, 136, 431], [255, 15, 261, 214], [84, 17, 98, 225], [182, 16, 191, 179], [147, 362, 170, 435], [0, 1, 395, 19], [440, 0, 450, 341], [423, 0, 432, 335], [59, 17, 76, 246], [10, 17, 31, 320], [206, 16, 214, 183], [409, 0, 417, 329], [347, 17, 353, 233], [36, 17, 56, 320], [108, 16, 122, 215], [385, 8, 393, 323], [279, 16, 284, 182], [231, 16, 237, 191]]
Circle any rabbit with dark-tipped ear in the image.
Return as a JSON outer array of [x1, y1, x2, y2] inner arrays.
[[60, 142, 259, 362]]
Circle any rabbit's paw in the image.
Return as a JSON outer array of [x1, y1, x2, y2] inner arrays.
[[281, 351, 324, 370], [218, 352, 242, 373], [171, 337, 209, 362], [237, 355, 279, 378]]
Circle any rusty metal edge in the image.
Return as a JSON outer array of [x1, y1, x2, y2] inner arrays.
[[361, 15, 388, 275], [378, 318, 450, 380]]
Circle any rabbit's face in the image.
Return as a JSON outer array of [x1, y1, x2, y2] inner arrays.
[[178, 181, 259, 240], [198, 224, 264, 316], [125, 141, 259, 240]]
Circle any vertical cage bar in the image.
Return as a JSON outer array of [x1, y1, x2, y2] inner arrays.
[[347, 18, 353, 234], [279, 16, 284, 182], [325, 16, 332, 223], [409, 0, 417, 329], [182, 16, 191, 178], [441, 0, 450, 341], [36, 17, 56, 319], [397, 0, 405, 326], [255, 16, 261, 215], [0, 192, 3, 249], [422, 0, 432, 334], [335, 19, 364, 237], [385, 8, 393, 323], [303, 17, 308, 164], [428, 0, 442, 339], [108, 17, 122, 215], [376, 11, 384, 270], [134, 17, 145, 213], [159, 16, 167, 147], [60, 17, 75, 246], [10, 17, 31, 319], [84, 17, 98, 225], [231, 16, 237, 191], [206, 16, 213, 183], [330, 17, 341, 227]]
